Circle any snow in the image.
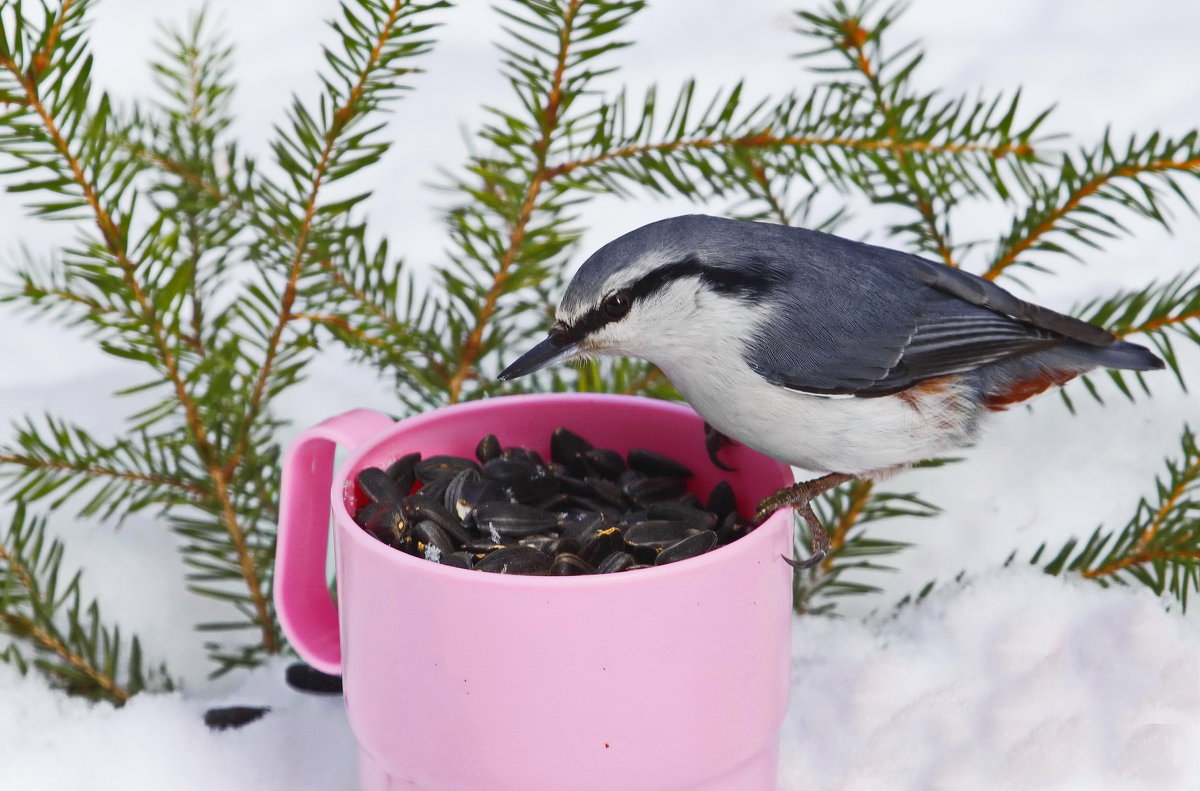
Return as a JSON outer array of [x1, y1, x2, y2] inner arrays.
[[2, 0, 1200, 788], [2, 569, 1197, 790]]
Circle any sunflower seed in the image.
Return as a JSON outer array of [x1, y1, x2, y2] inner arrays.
[[385, 452, 421, 493], [623, 476, 688, 506], [583, 448, 626, 479], [352, 502, 379, 528], [285, 662, 343, 695], [550, 427, 593, 467], [580, 526, 624, 565], [474, 502, 560, 537], [475, 434, 502, 464], [596, 552, 637, 573], [442, 551, 476, 570], [204, 706, 270, 731], [627, 448, 693, 479], [414, 521, 455, 560], [707, 480, 737, 520], [357, 467, 403, 504], [415, 455, 480, 483], [647, 502, 717, 531], [655, 530, 719, 565], [551, 552, 594, 576], [475, 545, 552, 575]]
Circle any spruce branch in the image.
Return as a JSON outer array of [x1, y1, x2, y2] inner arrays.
[[1032, 428, 1200, 608], [0, 504, 174, 704], [986, 135, 1200, 281], [0, 415, 205, 520], [228, 0, 445, 473], [436, 0, 645, 404]]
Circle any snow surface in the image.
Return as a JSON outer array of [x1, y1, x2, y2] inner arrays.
[[2, 0, 1200, 788]]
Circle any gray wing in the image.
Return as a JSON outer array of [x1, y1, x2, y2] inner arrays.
[[745, 235, 1115, 397]]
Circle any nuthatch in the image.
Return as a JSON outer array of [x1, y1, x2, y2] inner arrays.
[[498, 215, 1164, 567]]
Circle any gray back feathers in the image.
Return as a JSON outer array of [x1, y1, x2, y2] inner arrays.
[[562, 214, 1162, 395]]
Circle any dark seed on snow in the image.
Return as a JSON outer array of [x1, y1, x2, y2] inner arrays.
[[286, 662, 343, 695], [357, 467, 403, 504], [475, 545, 552, 575], [204, 705, 271, 731], [627, 448, 693, 479], [475, 434, 502, 464], [655, 530, 719, 565]]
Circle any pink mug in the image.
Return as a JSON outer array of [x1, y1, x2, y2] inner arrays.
[[276, 393, 796, 790]]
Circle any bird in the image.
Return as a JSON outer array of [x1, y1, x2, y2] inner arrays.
[[497, 214, 1164, 567]]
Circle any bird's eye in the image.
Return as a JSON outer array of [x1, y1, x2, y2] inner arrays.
[[602, 290, 632, 320]]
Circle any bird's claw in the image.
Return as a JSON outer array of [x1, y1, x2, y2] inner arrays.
[[703, 422, 737, 471], [783, 550, 826, 570]]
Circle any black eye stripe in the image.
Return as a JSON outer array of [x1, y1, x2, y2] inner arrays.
[[552, 255, 777, 345]]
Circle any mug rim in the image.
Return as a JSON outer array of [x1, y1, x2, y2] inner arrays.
[[330, 393, 796, 588]]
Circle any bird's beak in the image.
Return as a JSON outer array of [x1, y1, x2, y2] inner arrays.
[[497, 334, 578, 381]]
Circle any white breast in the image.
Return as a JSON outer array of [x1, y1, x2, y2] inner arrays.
[[604, 281, 986, 474]]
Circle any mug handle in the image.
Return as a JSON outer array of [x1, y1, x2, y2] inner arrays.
[[275, 408, 396, 674]]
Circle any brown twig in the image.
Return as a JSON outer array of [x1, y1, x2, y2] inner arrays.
[[445, 0, 581, 403], [984, 157, 1200, 281], [1115, 310, 1200, 339], [820, 479, 874, 573], [0, 541, 130, 704], [840, 18, 956, 268], [543, 133, 1032, 182], [746, 157, 790, 226], [224, 0, 410, 476], [0, 453, 206, 499], [0, 612, 130, 703]]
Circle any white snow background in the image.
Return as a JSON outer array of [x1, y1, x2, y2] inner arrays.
[[2, 0, 1200, 788]]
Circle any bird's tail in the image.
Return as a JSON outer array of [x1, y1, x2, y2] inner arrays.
[[1081, 339, 1165, 371], [974, 339, 1163, 411]]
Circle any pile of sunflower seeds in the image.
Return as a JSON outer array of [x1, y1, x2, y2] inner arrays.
[[351, 427, 751, 575]]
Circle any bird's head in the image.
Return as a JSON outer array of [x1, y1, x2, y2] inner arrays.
[[498, 214, 786, 381]]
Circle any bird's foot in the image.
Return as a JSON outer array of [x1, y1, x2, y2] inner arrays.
[[753, 473, 855, 568], [703, 422, 737, 471]]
